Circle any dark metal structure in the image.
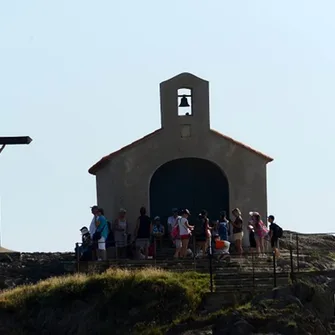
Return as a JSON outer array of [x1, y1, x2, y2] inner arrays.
[[149, 157, 229, 224], [0, 136, 32, 154]]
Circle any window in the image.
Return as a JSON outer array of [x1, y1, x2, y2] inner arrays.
[[177, 88, 192, 116]]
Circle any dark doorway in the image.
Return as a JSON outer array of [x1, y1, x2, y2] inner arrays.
[[149, 158, 229, 225]]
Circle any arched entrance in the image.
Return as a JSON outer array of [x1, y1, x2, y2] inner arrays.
[[149, 158, 229, 225]]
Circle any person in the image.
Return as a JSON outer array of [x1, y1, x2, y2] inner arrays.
[[113, 208, 128, 258], [152, 216, 165, 251], [247, 212, 257, 253], [178, 209, 194, 258], [93, 208, 109, 261], [134, 207, 152, 259], [250, 212, 268, 257], [77, 226, 93, 261], [167, 208, 180, 243], [194, 210, 210, 258], [218, 211, 229, 242], [268, 215, 281, 258], [231, 208, 243, 256], [171, 213, 182, 259], [89, 205, 99, 238]]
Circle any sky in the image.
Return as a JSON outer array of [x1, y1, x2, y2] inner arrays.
[[1, 1, 335, 252]]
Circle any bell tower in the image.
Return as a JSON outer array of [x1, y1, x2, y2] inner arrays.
[[159, 73, 210, 136]]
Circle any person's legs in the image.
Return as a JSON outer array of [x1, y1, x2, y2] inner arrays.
[[174, 239, 182, 258], [144, 240, 149, 259], [98, 237, 107, 261], [181, 236, 189, 258], [255, 236, 261, 255], [135, 239, 145, 259], [259, 237, 265, 255], [234, 233, 243, 256], [249, 232, 256, 254], [271, 237, 280, 257], [235, 238, 241, 255], [197, 241, 205, 257]]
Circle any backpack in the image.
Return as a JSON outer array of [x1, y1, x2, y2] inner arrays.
[[276, 225, 283, 238], [272, 223, 283, 238]]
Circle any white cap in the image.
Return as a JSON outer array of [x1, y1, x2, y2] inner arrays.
[[154, 216, 160, 221], [80, 227, 89, 235]]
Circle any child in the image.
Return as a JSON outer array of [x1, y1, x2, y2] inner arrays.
[[78, 226, 93, 261]]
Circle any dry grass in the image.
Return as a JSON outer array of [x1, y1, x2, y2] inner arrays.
[[0, 268, 209, 335]]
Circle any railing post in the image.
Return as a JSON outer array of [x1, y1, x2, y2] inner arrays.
[[193, 236, 196, 259], [273, 251, 277, 288], [252, 252, 255, 293], [209, 237, 213, 293], [154, 238, 157, 265], [290, 246, 294, 281], [296, 234, 300, 273], [75, 242, 80, 273]]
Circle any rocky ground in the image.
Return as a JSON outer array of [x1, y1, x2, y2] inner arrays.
[[0, 252, 74, 289], [169, 277, 335, 334], [0, 232, 335, 334]]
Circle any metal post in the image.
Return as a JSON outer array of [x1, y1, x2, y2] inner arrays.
[[209, 237, 213, 293], [290, 246, 294, 281], [193, 235, 196, 258], [296, 234, 300, 273], [252, 252, 255, 292], [154, 238, 157, 265], [273, 251, 277, 288]]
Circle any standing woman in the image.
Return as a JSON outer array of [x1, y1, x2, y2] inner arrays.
[[195, 210, 210, 258], [231, 208, 244, 256], [178, 209, 194, 258], [113, 208, 128, 258], [251, 212, 268, 257], [248, 212, 257, 253]]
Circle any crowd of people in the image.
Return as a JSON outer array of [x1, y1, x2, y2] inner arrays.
[[76, 205, 283, 262]]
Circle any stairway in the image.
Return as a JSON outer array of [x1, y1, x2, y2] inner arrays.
[[330, 317, 335, 334]]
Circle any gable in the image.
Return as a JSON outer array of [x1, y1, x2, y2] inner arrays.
[[88, 128, 272, 175]]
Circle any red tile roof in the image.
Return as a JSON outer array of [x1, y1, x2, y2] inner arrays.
[[88, 129, 163, 175], [210, 129, 273, 162], [88, 128, 273, 175]]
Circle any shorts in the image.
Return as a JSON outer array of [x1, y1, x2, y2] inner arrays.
[[180, 234, 190, 240], [233, 232, 244, 241], [136, 238, 149, 248], [98, 237, 106, 250], [271, 236, 279, 248], [175, 239, 182, 248]]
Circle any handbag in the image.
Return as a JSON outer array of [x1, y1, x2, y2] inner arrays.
[[171, 222, 180, 239]]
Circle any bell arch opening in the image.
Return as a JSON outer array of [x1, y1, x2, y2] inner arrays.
[[177, 88, 192, 116], [149, 158, 229, 225]]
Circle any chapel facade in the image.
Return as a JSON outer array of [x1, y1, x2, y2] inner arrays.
[[89, 73, 273, 246]]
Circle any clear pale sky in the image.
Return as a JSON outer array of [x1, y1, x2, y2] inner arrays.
[[1, 1, 334, 252]]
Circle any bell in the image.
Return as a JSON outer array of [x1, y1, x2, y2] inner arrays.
[[179, 95, 190, 107]]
